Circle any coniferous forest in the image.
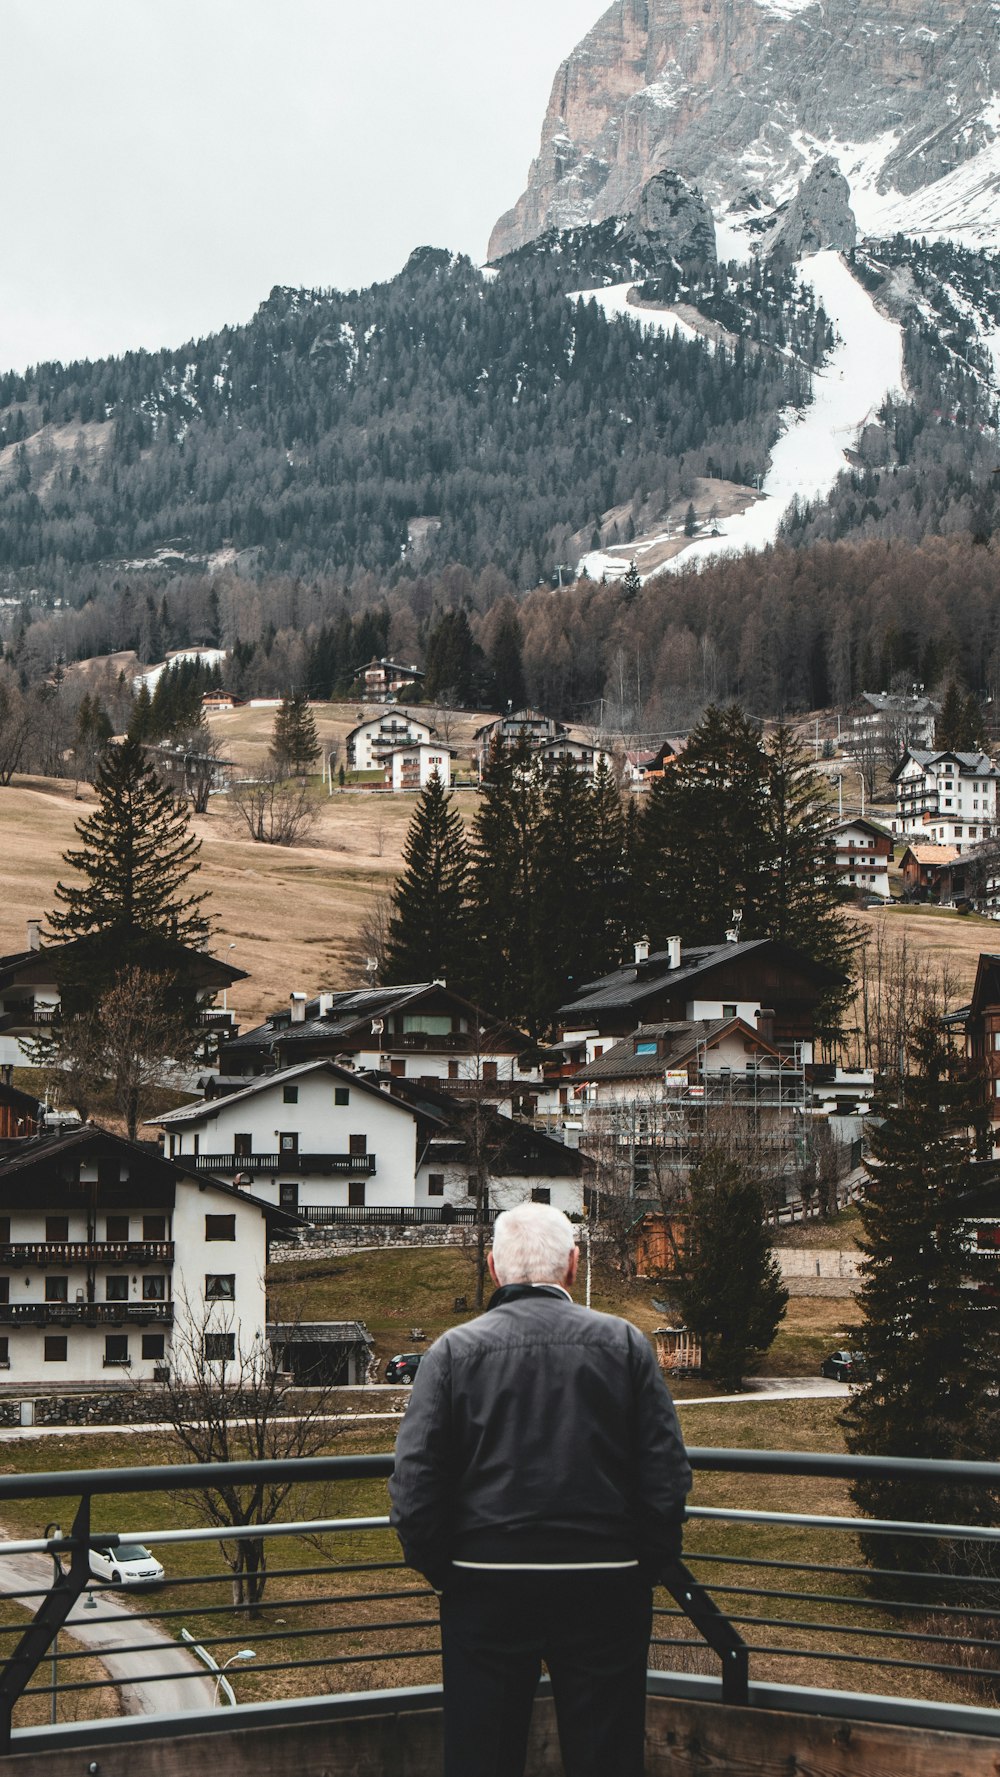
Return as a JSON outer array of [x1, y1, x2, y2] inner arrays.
[[4, 226, 1000, 731]]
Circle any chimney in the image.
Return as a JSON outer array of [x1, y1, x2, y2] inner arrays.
[[26, 920, 40, 952], [665, 935, 682, 971], [756, 1007, 775, 1046], [318, 992, 333, 1018], [289, 992, 307, 1024], [633, 937, 650, 966]]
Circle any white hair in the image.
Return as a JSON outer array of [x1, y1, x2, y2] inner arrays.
[[491, 1203, 577, 1285]]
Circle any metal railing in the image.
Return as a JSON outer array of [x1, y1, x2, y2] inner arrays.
[[1, 1449, 999, 1754], [189, 1154, 376, 1177], [0, 1302, 174, 1326], [0, 1242, 174, 1266], [301, 1205, 499, 1227]]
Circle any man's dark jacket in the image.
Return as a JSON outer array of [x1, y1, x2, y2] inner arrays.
[[389, 1284, 691, 1587]]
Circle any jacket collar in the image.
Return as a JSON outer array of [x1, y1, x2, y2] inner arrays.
[[487, 1282, 572, 1311]]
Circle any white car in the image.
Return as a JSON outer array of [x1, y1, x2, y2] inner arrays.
[[88, 1542, 165, 1588]]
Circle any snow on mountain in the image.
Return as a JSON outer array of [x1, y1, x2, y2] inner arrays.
[[575, 251, 906, 582], [567, 281, 706, 346], [664, 251, 905, 573]]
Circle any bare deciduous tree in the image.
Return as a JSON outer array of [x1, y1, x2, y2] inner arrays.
[[32, 967, 196, 1139], [149, 1296, 348, 1609], [844, 918, 959, 1075], [227, 765, 319, 846], [356, 891, 393, 984]]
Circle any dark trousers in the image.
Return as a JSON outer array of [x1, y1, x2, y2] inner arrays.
[[438, 1566, 653, 1777]]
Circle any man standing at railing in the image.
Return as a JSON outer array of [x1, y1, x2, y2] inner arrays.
[[389, 1202, 691, 1777]]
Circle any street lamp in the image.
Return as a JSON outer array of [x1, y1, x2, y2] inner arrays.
[[213, 1649, 256, 1706]]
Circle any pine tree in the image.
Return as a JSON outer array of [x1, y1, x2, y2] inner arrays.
[[535, 758, 598, 1016], [49, 736, 211, 951], [672, 1140, 788, 1390], [935, 678, 965, 749], [760, 722, 855, 1029], [621, 560, 642, 603], [845, 1022, 1000, 1580], [489, 609, 526, 710], [270, 690, 319, 774], [383, 774, 473, 989], [636, 704, 770, 946], [467, 739, 544, 1034]]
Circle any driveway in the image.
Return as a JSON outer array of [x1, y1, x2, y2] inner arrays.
[[0, 1548, 215, 1716]]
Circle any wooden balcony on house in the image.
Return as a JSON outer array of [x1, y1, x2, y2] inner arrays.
[[188, 1153, 376, 1177], [0, 1241, 174, 1266], [0, 1302, 174, 1326]]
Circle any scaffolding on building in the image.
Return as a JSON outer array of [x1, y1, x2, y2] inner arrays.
[[580, 1042, 810, 1192]]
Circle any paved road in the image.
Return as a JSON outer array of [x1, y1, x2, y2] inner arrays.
[[678, 1375, 851, 1407], [0, 1550, 215, 1716]]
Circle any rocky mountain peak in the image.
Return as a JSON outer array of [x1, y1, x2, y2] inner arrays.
[[488, 0, 1000, 258], [767, 157, 857, 268]]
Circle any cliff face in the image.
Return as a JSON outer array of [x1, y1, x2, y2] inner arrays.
[[488, 0, 1000, 257]]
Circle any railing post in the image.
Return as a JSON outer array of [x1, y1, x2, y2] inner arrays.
[[0, 1494, 94, 1752], [660, 1558, 749, 1707]]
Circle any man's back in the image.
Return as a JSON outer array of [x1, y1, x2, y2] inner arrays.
[[391, 1283, 690, 1584], [388, 1206, 691, 1777]]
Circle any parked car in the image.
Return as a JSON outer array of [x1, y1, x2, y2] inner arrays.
[[385, 1353, 423, 1385], [820, 1350, 868, 1383], [88, 1542, 165, 1588]]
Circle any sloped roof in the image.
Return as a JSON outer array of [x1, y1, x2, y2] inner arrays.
[[0, 1123, 298, 1222], [900, 844, 960, 867], [224, 982, 528, 1056], [558, 938, 842, 1021], [574, 1015, 783, 1083], [151, 1058, 433, 1129], [892, 749, 1000, 782]]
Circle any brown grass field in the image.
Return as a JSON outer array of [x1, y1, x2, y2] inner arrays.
[[1, 701, 997, 1028]]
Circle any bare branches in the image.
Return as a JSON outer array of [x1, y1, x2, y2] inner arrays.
[[154, 1292, 346, 1608], [227, 765, 319, 846]]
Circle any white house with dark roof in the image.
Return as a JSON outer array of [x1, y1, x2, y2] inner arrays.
[[153, 1059, 441, 1219], [829, 817, 892, 899], [346, 712, 433, 773], [891, 749, 1000, 852], [382, 745, 453, 792], [217, 982, 539, 1104], [0, 1124, 287, 1387], [555, 937, 843, 1067]]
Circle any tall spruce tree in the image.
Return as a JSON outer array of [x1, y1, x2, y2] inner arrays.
[[845, 1021, 1000, 1579], [467, 739, 544, 1034], [270, 690, 320, 774], [636, 704, 770, 946], [49, 736, 211, 953], [672, 1139, 788, 1390], [489, 609, 527, 711], [535, 757, 599, 1015], [383, 774, 473, 989], [760, 723, 855, 1028]]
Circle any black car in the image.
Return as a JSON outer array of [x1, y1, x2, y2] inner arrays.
[[385, 1352, 423, 1384], [820, 1349, 867, 1383]]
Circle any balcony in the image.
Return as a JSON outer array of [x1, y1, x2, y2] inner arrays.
[[2, 1448, 999, 1772], [188, 1153, 376, 1177], [0, 1301, 174, 1325], [0, 1241, 174, 1266]]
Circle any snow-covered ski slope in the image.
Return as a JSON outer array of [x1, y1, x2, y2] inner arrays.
[[573, 251, 905, 580]]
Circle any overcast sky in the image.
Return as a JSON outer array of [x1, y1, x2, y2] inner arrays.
[[2, 0, 602, 375]]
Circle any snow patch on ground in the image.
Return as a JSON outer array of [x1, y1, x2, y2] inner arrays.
[[662, 250, 905, 574], [752, 0, 819, 17], [568, 282, 705, 345]]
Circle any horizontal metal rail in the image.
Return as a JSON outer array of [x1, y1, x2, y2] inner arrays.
[[0, 1447, 997, 1752]]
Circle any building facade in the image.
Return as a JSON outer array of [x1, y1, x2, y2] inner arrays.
[[892, 750, 1000, 851], [0, 1126, 279, 1387]]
